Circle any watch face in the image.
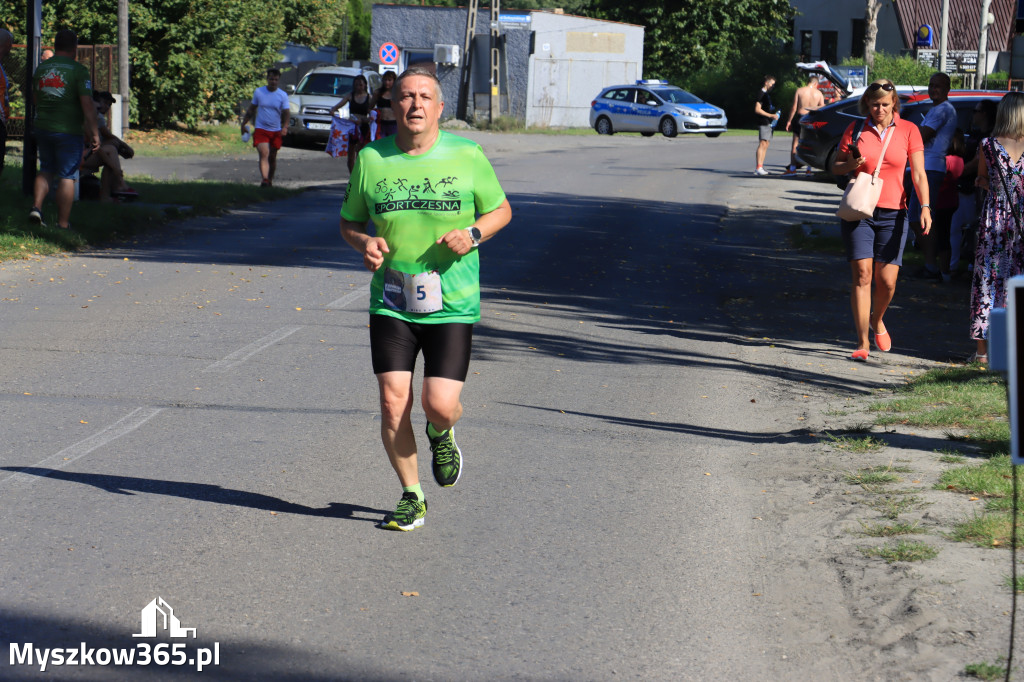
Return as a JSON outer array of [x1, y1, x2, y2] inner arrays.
[[470, 227, 482, 242]]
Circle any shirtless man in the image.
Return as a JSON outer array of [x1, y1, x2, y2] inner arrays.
[[784, 76, 825, 175]]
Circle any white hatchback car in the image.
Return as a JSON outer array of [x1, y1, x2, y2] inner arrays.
[[286, 65, 383, 144]]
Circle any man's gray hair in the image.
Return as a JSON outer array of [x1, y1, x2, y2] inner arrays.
[[394, 66, 443, 103]]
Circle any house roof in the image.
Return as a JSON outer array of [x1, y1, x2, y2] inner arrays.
[[892, 0, 1016, 52]]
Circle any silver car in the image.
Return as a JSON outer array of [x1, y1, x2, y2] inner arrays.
[[589, 80, 728, 138], [286, 65, 383, 144]]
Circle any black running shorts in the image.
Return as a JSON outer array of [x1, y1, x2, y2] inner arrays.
[[369, 314, 473, 381]]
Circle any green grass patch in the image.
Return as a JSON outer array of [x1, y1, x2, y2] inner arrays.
[[964, 661, 1007, 680], [856, 520, 925, 537], [860, 540, 939, 563], [822, 432, 886, 453], [844, 465, 911, 486], [1003, 574, 1024, 592], [0, 162, 298, 261], [124, 124, 252, 157], [862, 492, 927, 520], [949, 511, 1024, 548], [870, 366, 1009, 452], [937, 455, 1013, 501]]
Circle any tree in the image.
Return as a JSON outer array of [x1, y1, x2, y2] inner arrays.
[[864, 0, 882, 68], [4, 0, 348, 128], [586, 0, 795, 86]]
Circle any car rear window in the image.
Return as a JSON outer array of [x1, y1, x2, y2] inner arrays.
[[297, 73, 357, 97]]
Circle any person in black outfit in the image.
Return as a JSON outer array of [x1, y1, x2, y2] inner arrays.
[[753, 75, 780, 175], [375, 71, 398, 138], [330, 75, 374, 173]]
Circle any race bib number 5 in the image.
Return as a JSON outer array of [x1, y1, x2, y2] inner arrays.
[[382, 267, 442, 314]]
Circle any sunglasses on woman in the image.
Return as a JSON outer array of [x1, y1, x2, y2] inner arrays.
[[866, 82, 896, 92]]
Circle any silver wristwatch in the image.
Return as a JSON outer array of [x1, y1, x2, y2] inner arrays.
[[466, 226, 482, 247]]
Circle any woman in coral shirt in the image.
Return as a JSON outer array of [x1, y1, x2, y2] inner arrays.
[[831, 79, 931, 361]]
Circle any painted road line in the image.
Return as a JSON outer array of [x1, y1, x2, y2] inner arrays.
[[0, 407, 165, 488], [203, 326, 303, 373], [327, 284, 369, 310]]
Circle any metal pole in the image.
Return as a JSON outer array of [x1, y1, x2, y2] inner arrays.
[[456, 0, 477, 121], [118, 0, 129, 130], [978, 0, 993, 89], [22, 0, 41, 196], [938, 0, 949, 73], [489, 0, 500, 123]]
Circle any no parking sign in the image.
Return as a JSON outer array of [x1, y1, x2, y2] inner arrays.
[[379, 43, 399, 65]]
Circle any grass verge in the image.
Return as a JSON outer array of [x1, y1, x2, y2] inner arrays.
[[0, 160, 298, 261], [859, 540, 939, 563]]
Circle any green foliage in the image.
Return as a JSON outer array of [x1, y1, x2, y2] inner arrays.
[[3, 0, 348, 128], [840, 52, 934, 87], [339, 0, 372, 60], [588, 0, 794, 87]]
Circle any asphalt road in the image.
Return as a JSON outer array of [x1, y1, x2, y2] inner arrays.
[[1, 133, 836, 680]]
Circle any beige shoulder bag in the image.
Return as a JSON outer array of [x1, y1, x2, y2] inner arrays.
[[837, 121, 895, 222]]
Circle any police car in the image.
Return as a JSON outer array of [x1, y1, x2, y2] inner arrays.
[[589, 80, 728, 138]]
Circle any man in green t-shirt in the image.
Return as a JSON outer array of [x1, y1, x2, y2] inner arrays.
[[29, 29, 100, 230], [340, 67, 512, 531]]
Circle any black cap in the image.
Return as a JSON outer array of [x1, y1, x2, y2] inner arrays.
[[93, 90, 116, 105]]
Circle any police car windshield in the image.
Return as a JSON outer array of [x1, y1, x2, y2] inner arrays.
[[298, 73, 356, 97], [652, 88, 703, 105]]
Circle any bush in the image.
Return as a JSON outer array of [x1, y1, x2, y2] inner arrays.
[[841, 52, 935, 86], [682, 48, 802, 128]]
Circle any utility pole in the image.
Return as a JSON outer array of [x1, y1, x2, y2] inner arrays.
[[489, 0, 500, 123], [118, 0, 129, 131], [938, 0, 949, 73], [456, 0, 477, 121], [22, 0, 41, 196], [977, 0, 994, 88]]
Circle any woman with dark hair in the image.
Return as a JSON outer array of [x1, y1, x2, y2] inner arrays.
[[831, 79, 930, 361], [375, 71, 398, 137], [330, 75, 373, 172], [969, 91, 1024, 364]]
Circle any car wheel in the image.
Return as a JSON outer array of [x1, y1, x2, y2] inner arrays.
[[641, 132, 655, 137], [595, 117, 614, 135], [704, 132, 722, 138], [660, 117, 678, 138]]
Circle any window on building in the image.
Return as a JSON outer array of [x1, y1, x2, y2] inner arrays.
[[800, 31, 813, 62], [851, 19, 865, 59], [820, 30, 838, 64], [402, 49, 436, 74]]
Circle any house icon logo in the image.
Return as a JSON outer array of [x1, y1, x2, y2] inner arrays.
[[133, 597, 197, 638]]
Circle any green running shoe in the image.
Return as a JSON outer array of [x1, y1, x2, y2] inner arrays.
[[381, 492, 427, 531], [427, 425, 462, 487]]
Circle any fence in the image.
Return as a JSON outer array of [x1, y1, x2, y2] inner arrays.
[[2, 44, 119, 138]]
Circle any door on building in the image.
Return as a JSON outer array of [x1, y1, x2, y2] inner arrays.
[[402, 49, 436, 74], [820, 30, 838, 64]]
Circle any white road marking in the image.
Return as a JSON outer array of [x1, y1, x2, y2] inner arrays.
[[0, 407, 164, 488], [203, 326, 303, 372], [327, 284, 369, 310]]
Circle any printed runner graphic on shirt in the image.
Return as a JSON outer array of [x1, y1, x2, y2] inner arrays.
[[38, 69, 69, 97], [373, 176, 461, 215]]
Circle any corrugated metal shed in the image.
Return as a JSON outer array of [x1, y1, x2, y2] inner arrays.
[[892, 0, 1016, 51]]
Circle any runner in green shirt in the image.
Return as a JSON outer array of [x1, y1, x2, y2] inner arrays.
[[340, 67, 512, 531]]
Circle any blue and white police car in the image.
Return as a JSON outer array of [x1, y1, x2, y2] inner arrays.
[[589, 80, 728, 138]]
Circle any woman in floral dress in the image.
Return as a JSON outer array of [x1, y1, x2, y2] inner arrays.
[[971, 91, 1024, 364]]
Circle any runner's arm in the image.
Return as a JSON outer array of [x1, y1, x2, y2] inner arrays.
[[437, 199, 512, 256], [341, 218, 389, 272], [240, 102, 257, 132]]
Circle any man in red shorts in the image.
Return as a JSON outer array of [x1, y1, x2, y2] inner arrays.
[[240, 68, 290, 187]]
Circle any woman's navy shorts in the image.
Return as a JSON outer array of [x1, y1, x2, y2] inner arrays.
[[841, 208, 909, 266]]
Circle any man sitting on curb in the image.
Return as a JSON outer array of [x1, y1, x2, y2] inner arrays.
[[80, 90, 137, 202]]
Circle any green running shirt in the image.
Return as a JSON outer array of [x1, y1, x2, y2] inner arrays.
[[340, 131, 506, 324], [33, 57, 93, 134]]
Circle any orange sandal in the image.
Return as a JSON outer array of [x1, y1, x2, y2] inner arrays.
[[850, 349, 869, 361]]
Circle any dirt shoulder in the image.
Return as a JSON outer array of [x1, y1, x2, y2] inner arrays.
[[719, 172, 1014, 680]]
